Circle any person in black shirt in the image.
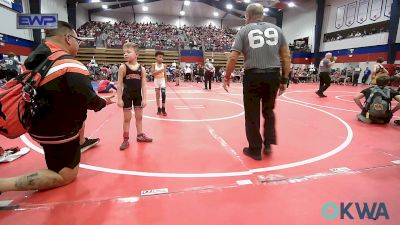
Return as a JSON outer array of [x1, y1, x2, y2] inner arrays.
[[117, 42, 153, 150], [354, 76, 400, 124], [0, 52, 20, 81], [0, 21, 114, 194]]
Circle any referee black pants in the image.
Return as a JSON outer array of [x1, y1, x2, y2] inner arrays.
[[204, 72, 212, 89], [352, 74, 360, 86], [243, 70, 280, 153], [318, 72, 331, 94]]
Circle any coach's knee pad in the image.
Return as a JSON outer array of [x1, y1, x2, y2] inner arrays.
[[161, 88, 166, 103]]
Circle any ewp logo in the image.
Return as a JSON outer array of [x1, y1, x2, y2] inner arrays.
[[322, 202, 389, 220], [17, 14, 58, 29]]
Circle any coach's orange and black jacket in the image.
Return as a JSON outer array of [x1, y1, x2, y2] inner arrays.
[[24, 41, 106, 144]]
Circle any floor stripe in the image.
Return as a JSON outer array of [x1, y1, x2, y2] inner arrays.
[[207, 125, 248, 169], [0, 200, 13, 207], [142, 98, 244, 122], [0, 200, 19, 211], [391, 160, 400, 165], [236, 179, 253, 185]]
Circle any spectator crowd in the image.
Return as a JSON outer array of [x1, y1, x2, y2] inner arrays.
[[77, 21, 237, 51]]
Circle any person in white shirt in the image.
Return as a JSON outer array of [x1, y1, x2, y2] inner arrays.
[[184, 65, 192, 81], [204, 58, 215, 90], [151, 51, 168, 116]]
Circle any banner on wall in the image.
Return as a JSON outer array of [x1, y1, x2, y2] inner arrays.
[[370, 0, 383, 21], [0, 0, 12, 8], [335, 5, 346, 29], [0, 0, 23, 13], [345, 2, 357, 26], [17, 14, 58, 29], [384, 0, 392, 17], [324, 20, 389, 43], [357, 0, 369, 24]]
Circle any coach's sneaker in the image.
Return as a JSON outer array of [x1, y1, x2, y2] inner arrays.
[[315, 91, 324, 97], [161, 107, 167, 116], [243, 147, 262, 161], [137, 133, 153, 142], [263, 145, 272, 155], [394, 120, 400, 126], [80, 138, 100, 153], [120, 139, 129, 150], [157, 107, 162, 115]]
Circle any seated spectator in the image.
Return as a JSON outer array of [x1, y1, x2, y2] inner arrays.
[[98, 76, 117, 93], [332, 69, 341, 84], [354, 76, 400, 124], [343, 75, 351, 85], [292, 72, 300, 84]]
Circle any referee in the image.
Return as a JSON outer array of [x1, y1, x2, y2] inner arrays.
[[316, 52, 336, 97], [224, 3, 291, 160]]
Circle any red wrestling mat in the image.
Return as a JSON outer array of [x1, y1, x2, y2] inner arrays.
[[1, 82, 399, 225]]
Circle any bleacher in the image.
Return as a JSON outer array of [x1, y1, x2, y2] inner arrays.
[[77, 48, 244, 68]]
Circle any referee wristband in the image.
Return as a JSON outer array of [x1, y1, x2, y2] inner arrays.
[[280, 77, 289, 84]]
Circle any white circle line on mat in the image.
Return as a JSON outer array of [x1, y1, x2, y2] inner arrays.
[[21, 98, 353, 178], [142, 98, 244, 122]]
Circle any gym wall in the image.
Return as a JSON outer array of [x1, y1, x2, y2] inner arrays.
[[282, 0, 316, 53]]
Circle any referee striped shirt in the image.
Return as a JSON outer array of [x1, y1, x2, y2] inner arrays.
[[231, 22, 287, 70]]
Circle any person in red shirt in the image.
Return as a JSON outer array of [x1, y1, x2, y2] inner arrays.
[[98, 77, 117, 93]]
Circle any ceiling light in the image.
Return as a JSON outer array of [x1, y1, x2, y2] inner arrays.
[[142, 6, 148, 11], [91, 0, 100, 3], [213, 12, 219, 17], [138, 0, 144, 2], [102, 5, 108, 9], [226, 4, 233, 10], [243, 0, 250, 3], [288, 2, 295, 7], [263, 8, 269, 12], [180, 10, 185, 16], [184, 0, 190, 6]]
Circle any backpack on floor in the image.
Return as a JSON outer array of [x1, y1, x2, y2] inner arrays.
[[364, 86, 391, 121], [0, 51, 68, 139]]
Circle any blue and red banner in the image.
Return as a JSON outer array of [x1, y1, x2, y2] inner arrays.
[[180, 50, 204, 64], [292, 44, 400, 64], [0, 33, 33, 57]]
